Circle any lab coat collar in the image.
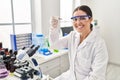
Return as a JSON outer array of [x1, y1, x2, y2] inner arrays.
[[75, 27, 98, 49], [82, 27, 98, 43]]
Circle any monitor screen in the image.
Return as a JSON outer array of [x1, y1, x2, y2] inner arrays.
[[61, 26, 73, 36]]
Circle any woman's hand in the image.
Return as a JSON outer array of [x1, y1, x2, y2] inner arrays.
[[50, 16, 60, 28]]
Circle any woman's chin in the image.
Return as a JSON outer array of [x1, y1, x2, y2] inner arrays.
[[76, 29, 82, 33], [76, 28, 83, 32]]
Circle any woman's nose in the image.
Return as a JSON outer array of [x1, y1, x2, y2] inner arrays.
[[76, 19, 82, 24]]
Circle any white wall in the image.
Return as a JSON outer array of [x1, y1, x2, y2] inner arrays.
[[41, 0, 60, 36], [81, 0, 120, 65], [31, 0, 60, 36], [31, 0, 42, 33]]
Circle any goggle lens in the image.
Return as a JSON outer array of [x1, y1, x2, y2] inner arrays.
[[71, 15, 91, 21]]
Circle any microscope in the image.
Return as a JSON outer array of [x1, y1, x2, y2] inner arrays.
[[13, 45, 43, 80], [0, 43, 44, 80]]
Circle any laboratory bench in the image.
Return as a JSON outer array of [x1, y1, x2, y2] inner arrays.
[[33, 49, 69, 78]]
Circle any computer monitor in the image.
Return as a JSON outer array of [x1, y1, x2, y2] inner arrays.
[[61, 26, 73, 36]]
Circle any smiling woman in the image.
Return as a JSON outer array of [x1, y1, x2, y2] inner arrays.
[[49, 5, 108, 80], [72, 6, 93, 42]]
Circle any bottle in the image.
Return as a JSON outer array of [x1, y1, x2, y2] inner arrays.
[[36, 34, 45, 53]]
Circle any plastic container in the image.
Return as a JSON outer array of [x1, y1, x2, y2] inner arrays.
[[36, 34, 45, 53]]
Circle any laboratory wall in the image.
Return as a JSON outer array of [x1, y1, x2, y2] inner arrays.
[[31, 0, 42, 33], [81, 0, 120, 65], [41, 0, 60, 36], [31, 0, 60, 36]]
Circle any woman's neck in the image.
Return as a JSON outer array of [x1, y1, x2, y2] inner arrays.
[[80, 29, 91, 43]]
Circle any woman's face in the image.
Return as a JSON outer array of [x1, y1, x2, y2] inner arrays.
[[72, 10, 92, 34]]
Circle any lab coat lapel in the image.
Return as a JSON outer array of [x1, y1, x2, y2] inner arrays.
[[70, 32, 80, 80], [71, 32, 80, 70], [73, 33, 80, 60], [77, 28, 98, 49]]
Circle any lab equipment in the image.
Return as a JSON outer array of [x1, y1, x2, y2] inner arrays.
[[36, 34, 45, 53], [13, 45, 42, 79]]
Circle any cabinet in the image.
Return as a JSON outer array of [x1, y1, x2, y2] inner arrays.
[[39, 53, 69, 78], [60, 53, 69, 73]]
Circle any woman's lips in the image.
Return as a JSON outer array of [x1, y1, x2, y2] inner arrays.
[[77, 26, 84, 29]]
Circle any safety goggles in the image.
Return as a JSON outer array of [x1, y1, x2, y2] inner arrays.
[[71, 15, 91, 22]]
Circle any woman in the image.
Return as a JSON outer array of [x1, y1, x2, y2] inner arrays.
[[49, 5, 108, 80]]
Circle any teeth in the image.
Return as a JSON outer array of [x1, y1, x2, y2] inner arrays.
[[78, 26, 83, 29]]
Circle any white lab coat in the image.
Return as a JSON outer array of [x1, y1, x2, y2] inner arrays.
[[49, 27, 108, 80]]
